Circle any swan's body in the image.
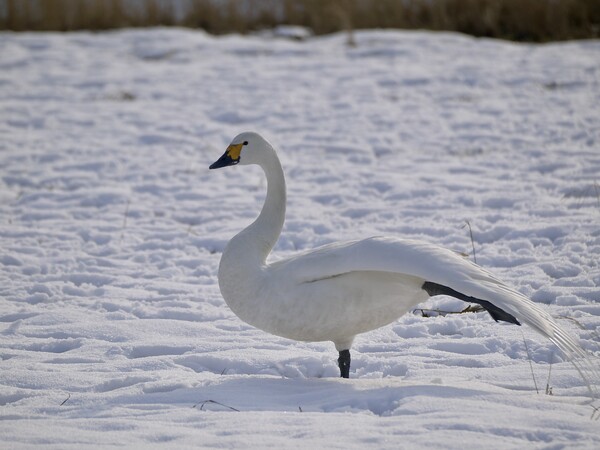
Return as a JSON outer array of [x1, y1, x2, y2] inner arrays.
[[222, 237, 428, 350], [210, 132, 595, 382]]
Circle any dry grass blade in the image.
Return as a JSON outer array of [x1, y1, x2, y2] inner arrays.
[[591, 404, 600, 421], [521, 331, 540, 394], [461, 220, 477, 263], [60, 393, 71, 406], [545, 352, 553, 395], [192, 399, 240, 412]]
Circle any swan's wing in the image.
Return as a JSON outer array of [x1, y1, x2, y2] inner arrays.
[[274, 236, 598, 393], [277, 236, 515, 300]]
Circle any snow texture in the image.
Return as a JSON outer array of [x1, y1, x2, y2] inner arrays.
[[1, 28, 600, 448]]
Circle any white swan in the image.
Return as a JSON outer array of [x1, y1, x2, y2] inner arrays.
[[209, 131, 594, 382]]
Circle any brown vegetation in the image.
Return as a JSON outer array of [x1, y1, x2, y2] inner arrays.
[[1, 0, 599, 41]]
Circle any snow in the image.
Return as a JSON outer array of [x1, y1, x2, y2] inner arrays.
[[1, 27, 600, 448]]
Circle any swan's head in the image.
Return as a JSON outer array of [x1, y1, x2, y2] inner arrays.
[[209, 132, 271, 169]]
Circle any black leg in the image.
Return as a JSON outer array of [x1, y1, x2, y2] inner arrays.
[[338, 349, 351, 378]]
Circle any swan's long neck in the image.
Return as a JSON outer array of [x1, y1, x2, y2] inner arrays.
[[249, 150, 286, 263], [225, 146, 286, 266]]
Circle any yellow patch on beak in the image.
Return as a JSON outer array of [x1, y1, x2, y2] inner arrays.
[[226, 143, 244, 161]]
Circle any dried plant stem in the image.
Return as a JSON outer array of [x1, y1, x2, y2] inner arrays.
[[60, 393, 71, 406], [521, 331, 539, 394], [192, 399, 239, 412], [545, 352, 553, 395], [462, 220, 477, 263]]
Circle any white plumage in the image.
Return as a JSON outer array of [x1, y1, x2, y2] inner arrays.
[[209, 131, 597, 388]]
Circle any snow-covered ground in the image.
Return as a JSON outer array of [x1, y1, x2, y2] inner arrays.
[[1, 27, 599, 448]]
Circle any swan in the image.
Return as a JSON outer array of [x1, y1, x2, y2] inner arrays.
[[209, 131, 595, 383]]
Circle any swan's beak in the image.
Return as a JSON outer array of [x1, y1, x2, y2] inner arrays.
[[209, 144, 243, 169]]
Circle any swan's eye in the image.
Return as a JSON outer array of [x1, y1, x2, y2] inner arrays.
[[243, 141, 248, 146]]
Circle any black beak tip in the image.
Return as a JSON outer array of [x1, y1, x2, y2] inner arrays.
[[209, 153, 237, 170]]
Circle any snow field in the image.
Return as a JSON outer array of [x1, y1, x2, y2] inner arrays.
[[1, 28, 600, 448]]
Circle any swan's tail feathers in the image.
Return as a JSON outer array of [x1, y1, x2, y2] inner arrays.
[[422, 281, 520, 325]]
